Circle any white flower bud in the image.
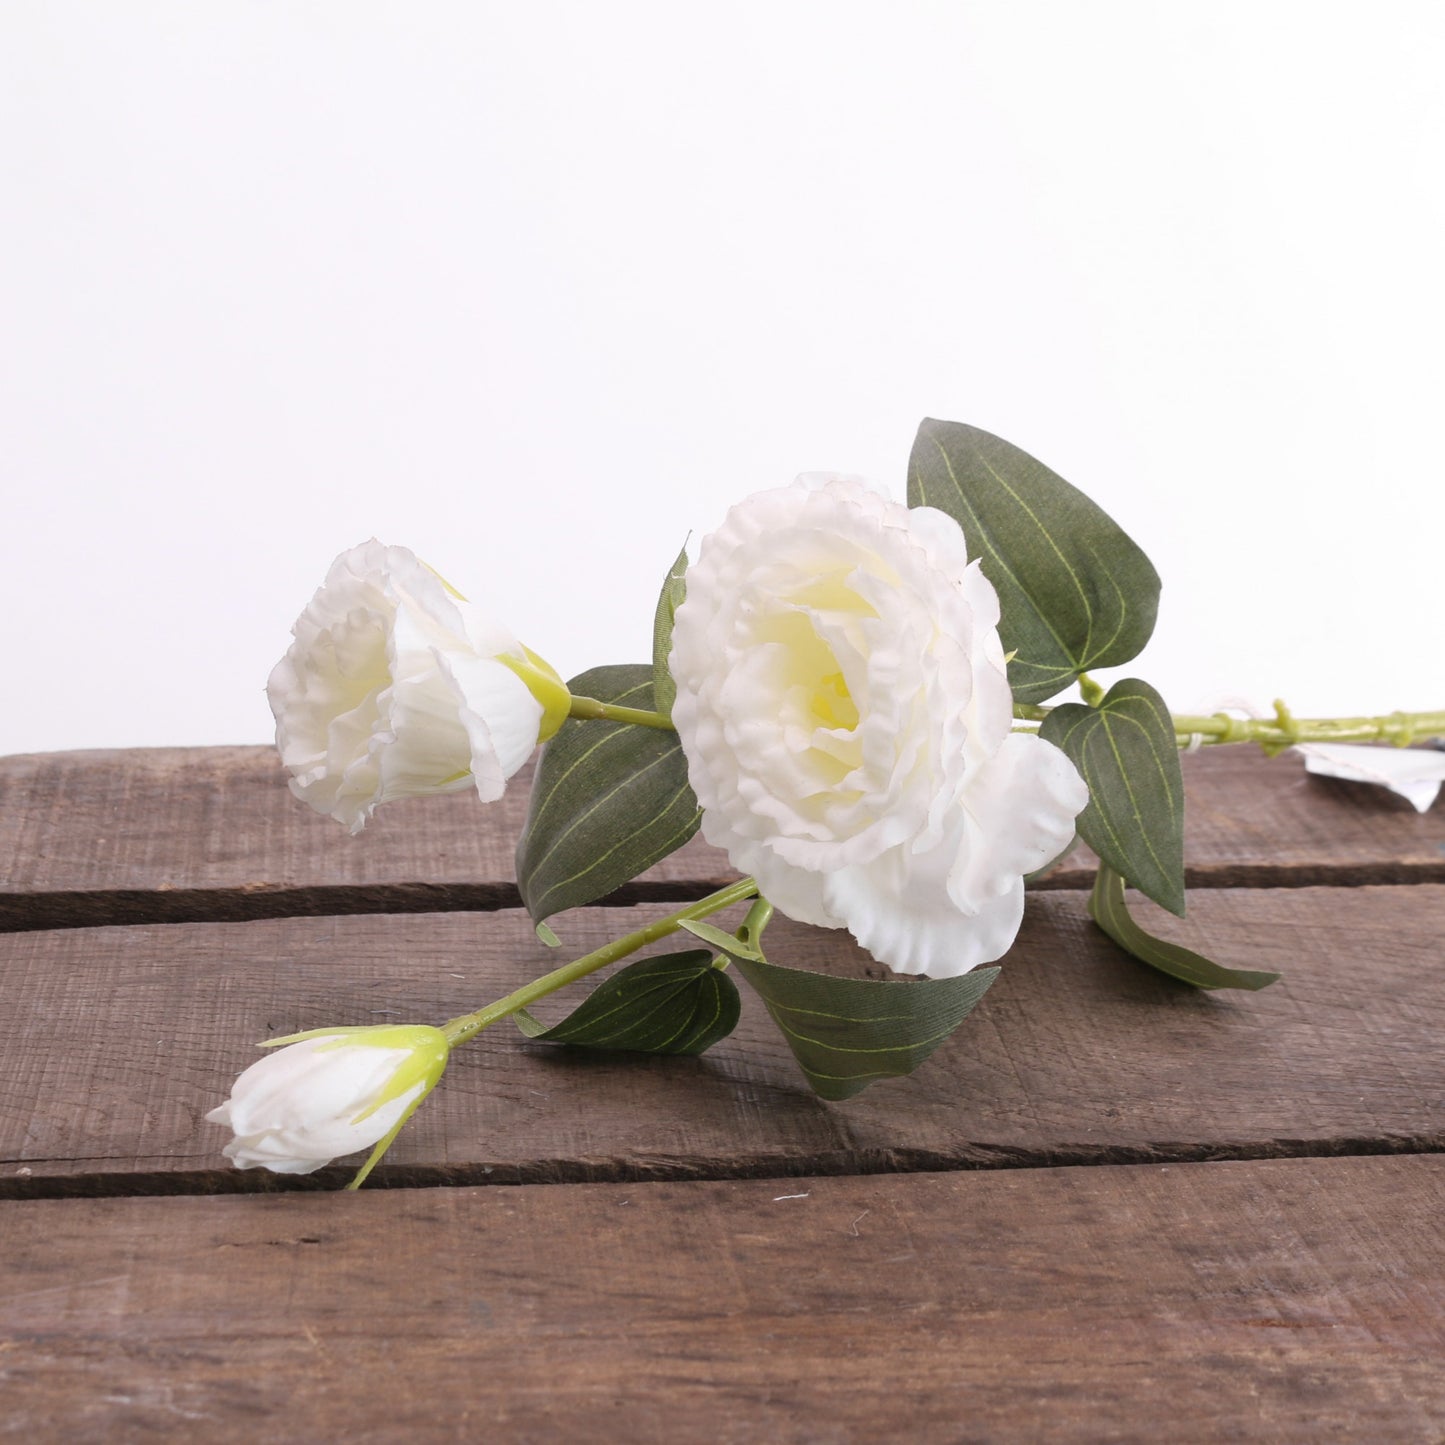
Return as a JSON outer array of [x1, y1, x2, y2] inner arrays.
[[207, 1025, 451, 1175]]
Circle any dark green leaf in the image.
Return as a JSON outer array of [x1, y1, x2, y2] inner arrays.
[[516, 664, 700, 926], [1039, 678, 1186, 916], [651, 543, 689, 718], [1089, 865, 1280, 991], [907, 419, 1160, 703], [731, 954, 999, 1101], [514, 949, 740, 1054]]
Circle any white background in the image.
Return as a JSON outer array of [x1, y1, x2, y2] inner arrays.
[[2, 1, 1442, 757]]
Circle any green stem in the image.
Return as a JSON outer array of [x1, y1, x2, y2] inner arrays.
[[1012, 700, 1445, 751], [711, 897, 776, 970], [440, 877, 759, 1045], [737, 898, 775, 951], [567, 694, 677, 730], [1167, 705, 1445, 750]]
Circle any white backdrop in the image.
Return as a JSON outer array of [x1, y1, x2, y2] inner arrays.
[[3, 1, 1442, 757]]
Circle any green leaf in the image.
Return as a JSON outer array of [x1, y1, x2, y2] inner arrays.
[[516, 664, 700, 926], [651, 542, 688, 718], [1089, 865, 1280, 991], [514, 949, 741, 1054], [731, 954, 999, 1101], [907, 419, 1161, 704], [1039, 678, 1186, 916]]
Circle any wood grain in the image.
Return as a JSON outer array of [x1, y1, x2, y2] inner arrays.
[[3, 885, 1439, 1192], [0, 748, 719, 932], [3, 744, 1442, 931], [2, 1156, 1440, 1441]]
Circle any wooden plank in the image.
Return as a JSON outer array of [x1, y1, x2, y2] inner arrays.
[[2, 885, 1439, 1190], [1, 1156, 1440, 1440], [2, 744, 1442, 931], [0, 747, 724, 932]]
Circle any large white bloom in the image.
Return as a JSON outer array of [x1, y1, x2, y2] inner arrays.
[[268, 540, 565, 833], [669, 476, 1089, 978], [207, 1025, 451, 1174]]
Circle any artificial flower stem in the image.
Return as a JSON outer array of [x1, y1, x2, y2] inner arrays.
[[709, 896, 777, 972], [1167, 705, 1445, 750], [737, 898, 775, 952], [567, 695, 677, 730], [1010, 700, 1445, 750], [440, 877, 760, 1046]]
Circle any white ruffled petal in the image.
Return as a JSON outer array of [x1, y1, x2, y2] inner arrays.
[[670, 477, 1090, 978], [823, 831, 1027, 977], [719, 832, 840, 931], [949, 732, 1090, 913], [439, 652, 544, 801], [267, 541, 548, 830]]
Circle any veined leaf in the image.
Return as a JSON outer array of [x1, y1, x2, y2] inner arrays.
[[907, 419, 1160, 703], [516, 664, 700, 926], [1039, 678, 1186, 916], [731, 954, 999, 1101], [1090, 865, 1280, 991], [651, 542, 688, 717], [515, 949, 740, 1054]]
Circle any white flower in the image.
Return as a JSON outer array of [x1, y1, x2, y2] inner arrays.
[[268, 540, 568, 833], [207, 1025, 451, 1174], [1296, 742, 1445, 813], [668, 476, 1089, 978]]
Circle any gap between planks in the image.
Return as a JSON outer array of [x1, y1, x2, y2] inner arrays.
[[3, 1135, 1442, 1204], [4, 743, 1444, 933], [6, 854, 1445, 935]]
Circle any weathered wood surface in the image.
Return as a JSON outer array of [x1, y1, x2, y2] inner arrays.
[[0, 748, 714, 932], [4, 885, 1439, 1192], [2, 743, 1441, 1441], [2, 1156, 1441, 1442], [3, 743, 1443, 930]]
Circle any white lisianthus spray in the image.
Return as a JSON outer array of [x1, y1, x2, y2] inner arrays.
[[268, 540, 569, 833], [206, 1025, 451, 1176], [668, 476, 1089, 978]]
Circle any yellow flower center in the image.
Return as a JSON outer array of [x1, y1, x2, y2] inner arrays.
[[810, 670, 859, 731]]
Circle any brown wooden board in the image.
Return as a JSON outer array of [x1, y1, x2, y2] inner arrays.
[[3, 885, 1439, 1193], [3, 744, 1443, 932], [1, 1155, 1440, 1441], [0, 748, 720, 932]]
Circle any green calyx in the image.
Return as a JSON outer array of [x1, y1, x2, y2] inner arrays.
[[257, 1024, 452, 1124], [502, 647, 572, 741]]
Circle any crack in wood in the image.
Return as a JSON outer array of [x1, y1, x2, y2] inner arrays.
[[2, 1134, 1440, 1203], [4, 859, 1443, 934]]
